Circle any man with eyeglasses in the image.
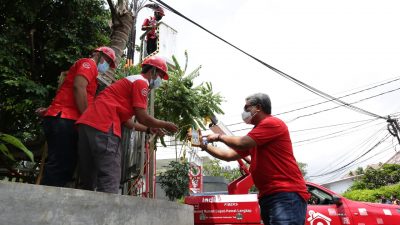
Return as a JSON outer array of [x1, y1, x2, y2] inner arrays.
[[200, 93, 310, 225]]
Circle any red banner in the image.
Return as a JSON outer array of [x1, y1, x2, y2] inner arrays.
[[189, 163, 203, 194]]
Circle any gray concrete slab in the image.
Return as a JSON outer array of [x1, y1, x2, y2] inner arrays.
[[0, 181, 193, 225]]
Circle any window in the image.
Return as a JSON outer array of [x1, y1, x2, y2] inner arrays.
[[307, 185, 334, 205]]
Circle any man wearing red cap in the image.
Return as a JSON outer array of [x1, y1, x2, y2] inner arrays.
[[142, 7, 165, 55], [40, 47, 116, 187], [76, 55, 178, 193]]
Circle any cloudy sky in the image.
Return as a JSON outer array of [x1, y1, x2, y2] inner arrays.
[[136, 0, 400, 184]]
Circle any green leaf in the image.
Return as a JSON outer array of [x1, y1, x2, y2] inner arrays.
[[0, 134, 34, 162], [0, 143, 16, 161]]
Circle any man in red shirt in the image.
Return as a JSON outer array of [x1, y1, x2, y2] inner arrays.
[[201, 93, 309, 225], [76, 56, 178, 193], [141, 7, 164, 55], [40, 46, 116, 187]]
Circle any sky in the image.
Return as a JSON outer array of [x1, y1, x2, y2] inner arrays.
[[136, 0, 400, 184]]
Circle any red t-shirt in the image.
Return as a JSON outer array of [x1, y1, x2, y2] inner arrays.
[[45, 58, 98, 120], [235, 115, 310, 201], [76, 75, 149, 138], [142, 16, 157, 40]]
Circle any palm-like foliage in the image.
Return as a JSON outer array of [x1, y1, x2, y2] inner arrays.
[[155, 51, 224, 141]]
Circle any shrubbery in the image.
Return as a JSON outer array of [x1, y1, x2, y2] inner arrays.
[[343, 183, 400, 203]]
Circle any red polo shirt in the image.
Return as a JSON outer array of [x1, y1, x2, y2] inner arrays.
[[45, 58, 98, 121], [235, 115, 310, 201], [76, 74, 149, 138], [142, 16, 157, 40]]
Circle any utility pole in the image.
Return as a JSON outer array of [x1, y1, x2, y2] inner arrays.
[[387, 116, 400, 146]]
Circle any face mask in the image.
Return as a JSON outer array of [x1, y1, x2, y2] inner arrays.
[[242, 110, 258, 124], [97, 61, 110, 73], [150, 76, 162, 89]]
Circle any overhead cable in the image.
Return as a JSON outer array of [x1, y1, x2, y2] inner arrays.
[[290, 118, 376, 133], [308, 134, 390, 178], [223, 77, 400, 128], [293, 119, 381, 145], [311, 126, 387, 175], [153, 0, 387, 120], [275, 77, 400, 117], [317, 144, 394, 183], [287, 87, 400, 122]]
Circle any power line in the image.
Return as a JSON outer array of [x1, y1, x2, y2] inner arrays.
[[310, 126, 387, 175], [275, 77, 400, 117], [292, 119, 381, 146], [290, 118, 376, 133], [308, 134, 390, 178], [153, 0, 388, 120], [287, 87, 400, 123], [229, 118, 375, 135], [317, 144, 395, 183], [157, 117, 388, 145], [221, 76, 400, 128]]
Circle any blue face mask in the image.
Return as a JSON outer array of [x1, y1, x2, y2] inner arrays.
[[150, 76, 162, 89], [97, 61, 110, 73]]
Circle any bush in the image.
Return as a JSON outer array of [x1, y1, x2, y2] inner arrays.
[[158, 161, 190, 201], [343, 183, 400, 203]]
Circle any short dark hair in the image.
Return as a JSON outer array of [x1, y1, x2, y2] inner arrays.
[[245, 93, 272, 114], [141, 64, 154, 74]]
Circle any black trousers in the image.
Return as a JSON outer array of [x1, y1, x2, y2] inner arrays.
[[78, 124, 121, 193], [146, 38, 157, 55], [41, 116, 78, 187]]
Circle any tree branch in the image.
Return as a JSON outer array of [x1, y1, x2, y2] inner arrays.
[[107, 0, 117, 24]]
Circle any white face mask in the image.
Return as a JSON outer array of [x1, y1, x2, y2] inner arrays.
[[97, 61, 109, 73], [242, 109, 257, 124], [150, 76, 162, 89]]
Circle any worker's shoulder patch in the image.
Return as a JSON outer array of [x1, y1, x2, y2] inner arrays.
[[82, 62, 91, 69], [141, 88, 149, 97]]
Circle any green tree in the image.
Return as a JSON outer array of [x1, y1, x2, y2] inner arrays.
[[344, 183, 400, 203], [202, 159, 242, 182], [154, 51, 224, 141], [349, 164, 400, 190], [155, 53, 224, 200], [0, 0, 110, 146], [297, 161, 308, 178], [355, 167, 364, 175], [158, 160, 190, 201]]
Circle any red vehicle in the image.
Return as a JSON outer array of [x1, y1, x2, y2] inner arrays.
[[184, 121, 400, 225], [185, 180, 400, 225]]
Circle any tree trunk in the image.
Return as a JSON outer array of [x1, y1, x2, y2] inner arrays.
[[100, 9, 134, 85]]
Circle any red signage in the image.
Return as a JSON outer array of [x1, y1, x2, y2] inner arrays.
[[189, 163, 203, 194], [185, 194, 261, 224]]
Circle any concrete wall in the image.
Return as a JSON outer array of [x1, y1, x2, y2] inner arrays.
[[0, 181, 193, 225]]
